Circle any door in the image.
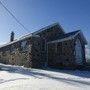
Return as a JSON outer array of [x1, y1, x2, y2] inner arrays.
[[47, 43, 56, 67], [47, 43, 62, 67], [75, 39, 83, 65]]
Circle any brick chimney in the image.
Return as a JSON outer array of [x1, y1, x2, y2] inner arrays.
[[10, 31, 14, 42]]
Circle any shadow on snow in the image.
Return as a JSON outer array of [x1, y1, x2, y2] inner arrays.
[[0, 64, 90, 86]]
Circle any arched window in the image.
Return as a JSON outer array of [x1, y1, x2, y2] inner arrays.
[[75, 38, 83, 65]]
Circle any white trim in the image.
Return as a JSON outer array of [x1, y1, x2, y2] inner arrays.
[[19, 34, 40, 40], [73, 31, 80, 38], [73, 30, 87, 44], [75, 38, 83, 65], [0, 22, 65, 48], [79, 31, 87, 44], [0, 35, 40, 48], [47, 30, 87, 44], [47, 37, 73, 44]]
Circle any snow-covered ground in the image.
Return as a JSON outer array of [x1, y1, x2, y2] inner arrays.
[[0, 64, 90, 90]]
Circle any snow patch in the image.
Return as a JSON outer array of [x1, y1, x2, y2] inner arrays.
[[0, 63, 90, 90]]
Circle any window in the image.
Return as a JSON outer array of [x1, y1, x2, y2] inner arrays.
[[10, 44, 17, 54], [41, 39, 46, 51], [21, 41, 28, 51], [21, 41, 27, 48], [57, 43, 62, 55]]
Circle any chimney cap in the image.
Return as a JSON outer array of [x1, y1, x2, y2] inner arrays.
[[10, 31, 14, 42]]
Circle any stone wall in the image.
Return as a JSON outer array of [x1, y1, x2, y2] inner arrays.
[[47, 39, 75, 68], [0, 36, 41, 68], [31, 37, 41, 68], [47, 34, 86, 68], [36, 25, 64, 67], [61, 40, 75, 66]]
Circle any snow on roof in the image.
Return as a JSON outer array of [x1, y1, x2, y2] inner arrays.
[[0, 22, 64, 48], [0, 23, 87, 48], [0, 34, 40, 48]]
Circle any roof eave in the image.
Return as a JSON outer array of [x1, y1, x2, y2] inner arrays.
[[47, 37, 73, 44], [73, 30, 87, 44], [0, 35, 40, 48], [47, 30, 87, 44]]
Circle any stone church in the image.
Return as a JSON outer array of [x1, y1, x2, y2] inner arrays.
[[0, 23, 87, 68]]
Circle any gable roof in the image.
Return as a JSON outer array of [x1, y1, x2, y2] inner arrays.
[[32, 22, 65, 35], [0, 34, 39, 48], [0, 23, 87, 48], [0, 22, 64, 48], [47, 30, 87, 44], [59, 30, 80, 39]]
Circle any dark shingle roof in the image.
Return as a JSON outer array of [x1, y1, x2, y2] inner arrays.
[[60, 30, 80, 39], [48, 30, 87, 44], [50, 30, 80, 41]]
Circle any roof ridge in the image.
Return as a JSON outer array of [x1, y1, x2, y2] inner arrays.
[[32, 22, 65, 35]]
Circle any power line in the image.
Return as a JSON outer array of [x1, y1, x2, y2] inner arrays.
[[0, 0, 30, 33]]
